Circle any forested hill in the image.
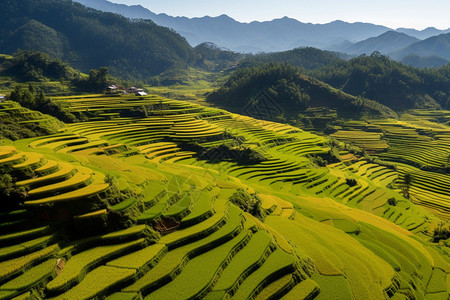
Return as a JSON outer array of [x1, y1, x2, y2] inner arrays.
[[0, 0, 195, 81], [207, 64, 397, 121], [242, 49, 450, 111], [240, 47, 345, 70], [310, 53, 450, 110]]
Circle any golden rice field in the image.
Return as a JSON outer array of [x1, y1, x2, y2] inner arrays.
[[0, 95, 449, 299]]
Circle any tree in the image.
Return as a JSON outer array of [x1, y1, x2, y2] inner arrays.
[[0, 174, 27, 212], [402, 172, 413, 199], [433, 221, 450, 242], [59, 77, 65, 91], [88, 67, 110, 92]]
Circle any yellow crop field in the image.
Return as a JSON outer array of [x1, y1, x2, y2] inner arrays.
[[1, 93, 449, 299]]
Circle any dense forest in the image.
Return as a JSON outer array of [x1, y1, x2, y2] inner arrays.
[[1, 50, 117, 93], [0, 0, 196, 81], [242, 49, 450, 110], [194, 43, 243, 72], [310, 52, 450, 110], [240, 47, 345, 70], [207, 63, 397, 121], [2, 51, 79, 82]]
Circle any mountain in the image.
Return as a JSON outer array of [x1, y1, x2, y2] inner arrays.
[[337, 31, 450, 68], [74, 0, 392, 52], [310, 53, 450, 110], [240, 47, 345, 70], [343, 31, 420, 55], [401, 54, 449, 68], [0, 0, 196, 81], [392, 33, 450, 61], [396, 27, 450, 39], [207, 63, 397, 120]]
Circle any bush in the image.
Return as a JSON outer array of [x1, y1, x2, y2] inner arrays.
[[229, 189, 265, 220], [185, 143, 267, 165], [0, 174, 28, 212], [433, 223, 450, 243], [9, 85, 79, 123], [345, 178, 357, 187]]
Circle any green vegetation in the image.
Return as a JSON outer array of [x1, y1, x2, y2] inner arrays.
[[240, 47, 343, 70], [0, 0, 195, 81], [310, 52, 450, 110], [240, 48, 450, 111], [46, 239, 145, 294], [9, 85, 79, 123], [208, 63, 397, 120], [0, 64, 450, 300], [0, 259, 55, 297], [211, 230, 273, 294], [53, 266, 136, 299], [0, 101, 63, 141]]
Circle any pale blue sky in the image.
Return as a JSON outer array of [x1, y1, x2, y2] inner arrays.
[[111, 0, 450, 30]]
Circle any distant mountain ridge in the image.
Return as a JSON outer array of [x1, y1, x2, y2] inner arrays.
[[341, 31, 420, 55], [75, 0, 395, 52], [333, 31, 450, 67], [396, 27, 450, 39], [75, 0, 450, 54], [392, 33, 450, 61]]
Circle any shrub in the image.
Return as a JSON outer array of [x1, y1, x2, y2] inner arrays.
[[345, 178, 357, 187], [433, 222, 450, 243], [0, 174, 28, 212], [229, 189, 265, 220]]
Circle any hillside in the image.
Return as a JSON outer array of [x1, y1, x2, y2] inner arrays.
[[396, 27, 450, 39], [0, 101, 63, 140], [392, 33, 450, 61], [0, 0, 195, 81], [0, 91, 450, 299], [343, 31, 420, 55], [237, 49, 450, 111], [310, 52, 450, 110], [401, 54, 449, 68], [207, 64, 397, 121], [240, 47, 345, 70]]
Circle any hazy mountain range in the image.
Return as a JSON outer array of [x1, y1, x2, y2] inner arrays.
[[74, 0, 450, 67], [334, 31, 450, 67]]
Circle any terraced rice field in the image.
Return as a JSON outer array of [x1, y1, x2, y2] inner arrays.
[[332, 116, 450, 219], [1, 94, 449, 299]]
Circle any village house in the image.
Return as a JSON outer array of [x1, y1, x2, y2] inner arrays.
[[106, 84, 125, 94], [128, 87, 147, 96]]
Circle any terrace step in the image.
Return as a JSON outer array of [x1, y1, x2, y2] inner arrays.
[[45, 239, 145, 295], [24, 182, 109, 206], [27, 172, 93, 199], [12, 152, 46, 171], [230, 249, 296, 300], [16, 163, 76, 189], [144, 229, 251, 300], [34, 160, 59, 176]]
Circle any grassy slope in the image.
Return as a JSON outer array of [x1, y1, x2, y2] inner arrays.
[[0, 91, 449, 299]]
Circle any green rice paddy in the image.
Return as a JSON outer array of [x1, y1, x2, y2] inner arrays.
[[0, 94, 449, 299]]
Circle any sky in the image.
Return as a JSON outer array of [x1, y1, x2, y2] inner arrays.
[[110, 0, 450, 30]]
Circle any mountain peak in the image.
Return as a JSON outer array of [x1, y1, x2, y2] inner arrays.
[[72, 0, 448, 54], [344, 30, 419, 55]]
